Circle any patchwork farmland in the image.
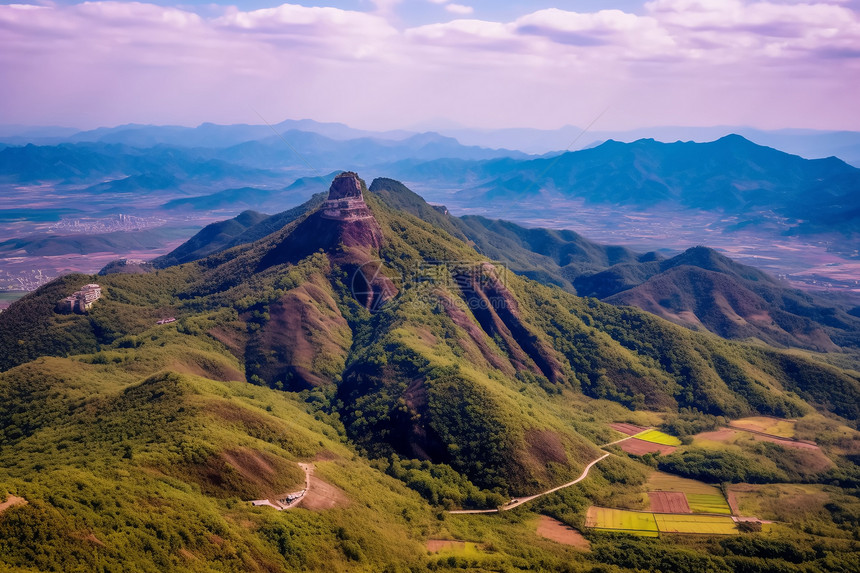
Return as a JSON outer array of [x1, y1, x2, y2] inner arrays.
[[648, 491, 690, 513], [618, 438, 677, 456], [585, 507, 659, 537], [646, 471, 733, 515], [610, 425, 681, 455], [634, 429, 682, 446], [586, 507, 738, 536]]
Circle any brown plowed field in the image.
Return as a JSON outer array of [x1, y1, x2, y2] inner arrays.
[[536, 516, 590, 550], [610, 423, 649, 436], [726, 490, 740, 515], [698, 428, 820, 450], [618, 438, 677, 455], [648, 491, 691, 514]]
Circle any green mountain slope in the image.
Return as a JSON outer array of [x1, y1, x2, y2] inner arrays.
[[576, 246, 860, 351], [1, 172, 859, 571]]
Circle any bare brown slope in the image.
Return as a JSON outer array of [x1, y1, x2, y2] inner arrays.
[[245, 277, 352, 391], [607, 266, 838, 351], [453, 263, 564, 383]]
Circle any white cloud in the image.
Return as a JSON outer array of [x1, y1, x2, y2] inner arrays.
[[0, 1, 858, 131], [445, 4, 474, 15]]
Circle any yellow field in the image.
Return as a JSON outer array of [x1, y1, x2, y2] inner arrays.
[[587, 507, 659, 536], [653, 514, 737, 535], [587, 506, 738, 536], [634, 429, 682, 446], [686, 494, 732, 515], [647, 471, 722, 495], [730, 416, 795, 438]]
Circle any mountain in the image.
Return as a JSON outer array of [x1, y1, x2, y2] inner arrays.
[[5, 121, 860, 166], [1, 172, 859, 571], [0, 142, 279, 185], [4, 172, 858, 436], [62, 119, 413, 147], [390, 135, 860, 237], [161, 188, 280, 212], [150, 195, 326, 268], [0, 130, 527, 189], [152, 177, 860, 352], [573, 246, 860, 351], [0, 226, 197, 257], [210, 131, 528, 171], [437, 125, 860, 165]]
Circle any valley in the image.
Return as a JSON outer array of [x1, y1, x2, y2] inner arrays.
[[1, 172, 858, 571], [3, 131, 859, 299], [408, 185, 860, 294]]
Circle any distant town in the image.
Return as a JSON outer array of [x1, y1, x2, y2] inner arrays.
[[48, 214, 167, 234]]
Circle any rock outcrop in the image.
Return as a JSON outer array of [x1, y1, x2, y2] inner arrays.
[[320, 171, 374, 221]]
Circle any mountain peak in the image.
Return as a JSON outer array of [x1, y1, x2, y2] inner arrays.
[[321, 171, 373, 220]]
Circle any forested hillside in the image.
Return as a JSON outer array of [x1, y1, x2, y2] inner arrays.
[[1, 173, 858, 572]]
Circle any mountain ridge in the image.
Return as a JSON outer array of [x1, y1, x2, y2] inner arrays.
[[155, 177, 860, 352]]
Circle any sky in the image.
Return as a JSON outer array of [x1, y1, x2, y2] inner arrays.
[[1, 0, 859, 132]]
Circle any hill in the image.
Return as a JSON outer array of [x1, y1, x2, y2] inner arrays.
[[151, 177, 860, 352], [390, 135, 860, 237], [1, 172, 859, 571], [576, 246, 860, 351]]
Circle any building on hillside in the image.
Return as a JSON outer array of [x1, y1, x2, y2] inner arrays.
[[60, 283, 101, 313]]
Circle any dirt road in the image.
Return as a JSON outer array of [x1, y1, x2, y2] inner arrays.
[[449, 453, 610, 514]]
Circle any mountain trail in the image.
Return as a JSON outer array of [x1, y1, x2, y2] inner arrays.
[[449, 453, 610, 514]]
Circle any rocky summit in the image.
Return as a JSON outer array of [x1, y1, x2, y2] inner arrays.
[[320, 171, 374, 221]]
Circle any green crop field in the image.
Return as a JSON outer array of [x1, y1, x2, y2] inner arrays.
[[653, 514, 737, 535], [588, 507, 659, 536], [634, 429, 682, 446], [686, 493, 732, 515]]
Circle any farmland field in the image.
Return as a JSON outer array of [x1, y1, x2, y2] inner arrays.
[[647, 471, 722, 495], [618, 438, 677, 456], [686, 494, 732, 515], [648, 491, 690, 513], [609, 422, 649, 436], [653, 514, 737, 535], [727, 483, 830, 522], [586, 507, 659, 536], [729, 416, 795, 438], [586, 507, 738, 536], [535, 516, 591, 550], [635, 429, 682, 446]]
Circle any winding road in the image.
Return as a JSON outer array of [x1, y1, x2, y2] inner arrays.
[[251, 462, 313, 511], [449, 453, 610, 514]]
